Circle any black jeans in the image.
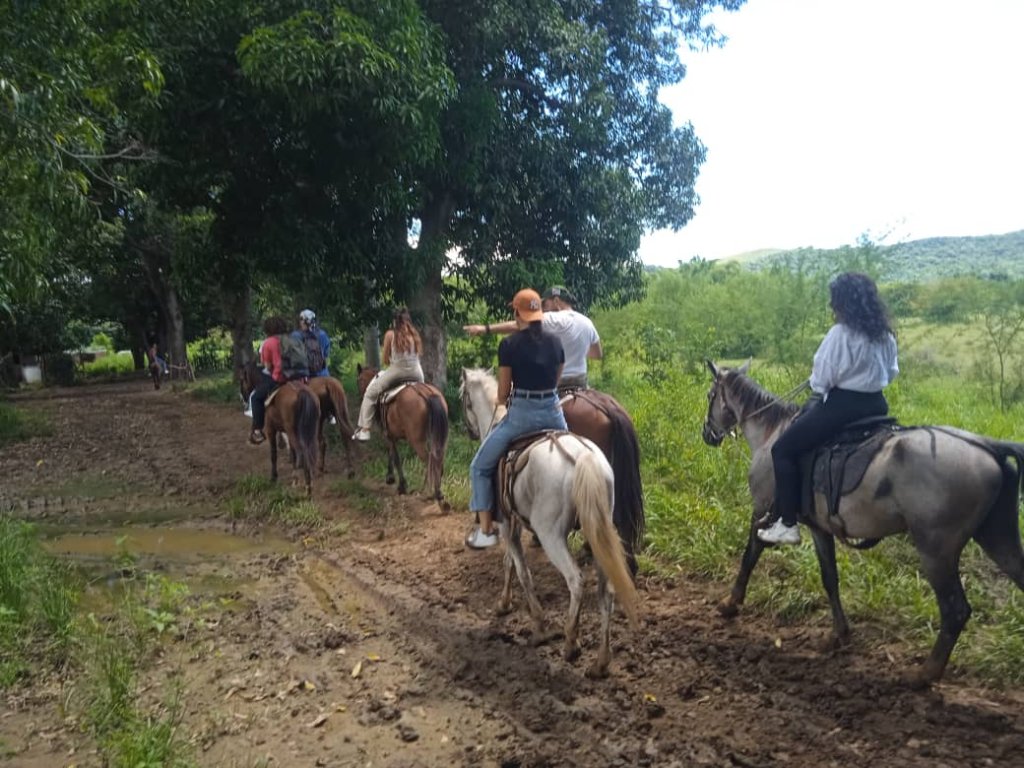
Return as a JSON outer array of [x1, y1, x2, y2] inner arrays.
[[251, 372, 278, 431], [771, 388, 888, 526]]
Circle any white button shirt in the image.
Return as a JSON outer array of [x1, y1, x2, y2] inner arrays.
[[809, 324, 899, 399]]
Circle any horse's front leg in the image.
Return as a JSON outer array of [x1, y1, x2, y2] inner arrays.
[[809, 527, 850, 650], [718, 509, 768, 618], [497, 519, 519, 615], [502, 521, 551, 641], [910, 552, 972, 688]]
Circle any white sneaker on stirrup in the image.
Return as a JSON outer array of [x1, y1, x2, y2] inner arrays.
[[757, 519, 801, 545]]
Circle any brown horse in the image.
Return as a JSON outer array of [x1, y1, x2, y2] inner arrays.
[[239, 363, 321, 497], [356, 365, 450, 510], [306, 376, 358, 479], [561, 389, 645, 576], [148, 361, 162, 390]]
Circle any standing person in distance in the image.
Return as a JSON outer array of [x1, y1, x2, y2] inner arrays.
[[353, 308, 424, 441], [463, 285, 601, 390], [758, 272, 899, 545], [465, 288, 567, 550]]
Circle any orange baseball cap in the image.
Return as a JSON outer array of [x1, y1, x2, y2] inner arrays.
[[510, 288, 543, 322]]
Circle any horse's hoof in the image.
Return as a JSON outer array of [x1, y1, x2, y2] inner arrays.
[[902, 664, 939, 690], [585, 662, 610, 680], [385, 476, 396, 485], [819, 632, 849, 653], [439, 501, 452, 514], [398, 485, 408, 495], [716, 598, 740, 619], [563, 643, 582, 663], [530, 628, 560, 647], [495, 603, 513, 617]]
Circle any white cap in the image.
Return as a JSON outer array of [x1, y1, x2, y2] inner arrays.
[[299, 309, 316, 323]]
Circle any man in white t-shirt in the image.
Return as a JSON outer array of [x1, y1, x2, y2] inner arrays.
[[463, 285, 602, 390]]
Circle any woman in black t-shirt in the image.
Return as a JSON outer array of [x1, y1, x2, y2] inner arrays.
[[465, 289, 567, 549]]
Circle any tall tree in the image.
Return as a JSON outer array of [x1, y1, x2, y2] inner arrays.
[[403, 0, 745, 385]]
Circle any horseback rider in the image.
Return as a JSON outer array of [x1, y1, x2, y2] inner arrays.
[[293, 309, 331, 378], [145, 334, 168, 376], [758, 272, 899, 545], [353, 307, 424, 442], [463, 285, 601, 391], [249, 315, 310, 445], [465, 289, 567, 550]]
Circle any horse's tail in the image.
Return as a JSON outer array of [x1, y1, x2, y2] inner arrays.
[[295, 388, 320, 476], [573, 450, 639, 629], [425, 392, 449, 496], [604, 399, 645, 577], [988, 439, 1024, 492], [326, 378, 356, 437]]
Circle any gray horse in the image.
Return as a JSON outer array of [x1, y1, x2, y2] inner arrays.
[[703, 360, 1024, 687]]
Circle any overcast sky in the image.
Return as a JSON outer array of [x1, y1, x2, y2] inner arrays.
[[638, 0, 1024, 267]]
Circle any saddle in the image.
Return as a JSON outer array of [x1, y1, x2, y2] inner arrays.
[[799, 416, 900, 520], [495, 430, 579, 523], [375, 379, 432, 431], [264, 379, 307, 407]]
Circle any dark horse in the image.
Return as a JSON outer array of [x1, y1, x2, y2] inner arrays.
[[356, 365, 450, 510], [148, 360, 162, 390], [703, 360, 1024, 687], [561, 389, 645, 576], [306, 376, 358, 479], [239, 363, 320, 497]]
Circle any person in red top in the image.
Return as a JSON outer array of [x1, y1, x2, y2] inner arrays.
[[249, 316, 290, 445]]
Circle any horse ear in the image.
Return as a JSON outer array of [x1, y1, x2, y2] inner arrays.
[[737, 358, 751, 375], [356, 363, 363, 375], [706, 359, 719, 378]]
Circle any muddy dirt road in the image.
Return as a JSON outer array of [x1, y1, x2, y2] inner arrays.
[[2, 380, 1023, 767]]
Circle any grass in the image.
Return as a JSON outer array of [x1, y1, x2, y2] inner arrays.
[[227, 474, 324, 528], [0, 401, 51, 446], [186, 372, 240, 405]]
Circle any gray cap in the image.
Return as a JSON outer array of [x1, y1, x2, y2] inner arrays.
[[542, 286, 577, 304]]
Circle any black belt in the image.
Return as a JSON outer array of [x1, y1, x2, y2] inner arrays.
[[512, 389, 557, 400]]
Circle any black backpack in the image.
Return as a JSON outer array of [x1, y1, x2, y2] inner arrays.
[[301, 330, 325, 373], [278, 334, 310, 379]]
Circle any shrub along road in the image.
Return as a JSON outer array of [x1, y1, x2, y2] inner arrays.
[[1, 379, 1023, 767]]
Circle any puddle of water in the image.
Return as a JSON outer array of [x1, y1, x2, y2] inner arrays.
[[43, 526, 295, 561]]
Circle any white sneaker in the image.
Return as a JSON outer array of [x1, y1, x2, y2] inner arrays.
[[328, 415, 337, 425], [465, 527, 499, 550], [757, 519, 801, 545], [243, 408, 253, 419], [352, 429, 371, 442]]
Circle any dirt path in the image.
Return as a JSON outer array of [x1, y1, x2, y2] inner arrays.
[[2, 380, 1024, 767]]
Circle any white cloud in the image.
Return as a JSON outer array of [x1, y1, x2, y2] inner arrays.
[[640, 0, 1024, 266]]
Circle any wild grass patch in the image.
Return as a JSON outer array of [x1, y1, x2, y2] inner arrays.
[[0, 401, 51, 445], [227, 474, 324, 528]]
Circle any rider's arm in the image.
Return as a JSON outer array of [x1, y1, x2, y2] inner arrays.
[[587, 340, 603, 360], [381, 330, 394, 366], [496, 366, 512, 403], [463, 321, 517, 337]]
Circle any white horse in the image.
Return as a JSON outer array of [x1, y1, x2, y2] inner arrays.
[[460, 368, 639, 677]]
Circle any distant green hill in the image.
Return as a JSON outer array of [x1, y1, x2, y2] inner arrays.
[[713, 230, 1024, 282]]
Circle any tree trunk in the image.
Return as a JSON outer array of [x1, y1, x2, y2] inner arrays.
[[227, 283, 254, 378], [412, 192, 455, 389], [139, 248, 186, 372], [363, 325, 381, 370]]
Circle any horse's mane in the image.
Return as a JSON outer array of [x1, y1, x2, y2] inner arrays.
[[724, 369, 800, 430], [461, 367, 498, 400]]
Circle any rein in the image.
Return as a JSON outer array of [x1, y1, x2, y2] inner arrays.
[[708, 378, 809, 441]]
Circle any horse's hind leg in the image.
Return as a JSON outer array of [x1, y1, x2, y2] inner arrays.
[[317, 419, 327, 475], [268, 429, 279, 482], [586, 572, 613, 679], [973, 463, 1024, 590], [810, 528, 850, 649], [391, 442, 408, 495], [719, 512, 768, 618], [536, 528, 585, 663]]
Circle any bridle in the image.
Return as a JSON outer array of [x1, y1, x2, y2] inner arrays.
[[703, 374, 809, 444]]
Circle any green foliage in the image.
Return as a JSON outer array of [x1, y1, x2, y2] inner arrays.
[[0, 401, 51, 445], [227, 474, 324, 528], [82, 351, 135, 377], [186, 372, 239, 405], [90, 332, 115, 352], [0, 517, 78, 687]]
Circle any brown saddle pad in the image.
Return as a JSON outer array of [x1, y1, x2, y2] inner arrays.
[[265, 380, 307, 407], [801, 416, 900, 519]]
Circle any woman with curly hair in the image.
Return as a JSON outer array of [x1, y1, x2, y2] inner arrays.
[[759, 272, 899, 545]]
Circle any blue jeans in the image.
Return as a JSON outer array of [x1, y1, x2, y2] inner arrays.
[[470, 396, 567, 514]]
